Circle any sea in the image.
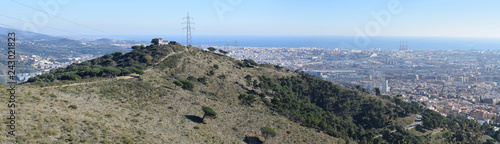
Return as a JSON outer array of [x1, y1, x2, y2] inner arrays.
[[95, 35, 500, 51]]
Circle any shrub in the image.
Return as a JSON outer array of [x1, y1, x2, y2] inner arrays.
[[213, 64, 219, 69], [238, 94, 256, 106], [207, 47, 216, 52], [197, 77, 208, 84], [173, 80, 183, 88], [243, 59, 258, 67], [218, 74, 226, 79], [68, 105, 78, 109], [259, 93, 266, 98], [219, 49, 228, 55], [187, 76, 197, 81], [260, 127, 277, 139], [180, 79, 194, 90], [208, 70, 215, 76], [236, 61, 245, 68]]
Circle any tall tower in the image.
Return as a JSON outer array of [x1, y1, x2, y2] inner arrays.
[[183, 12, 194, 46], [400, 40, 402, 50], [405, 41, 408, 50], [400, 40, 409, 50], [382, 79, 390, 93], [399, 40, 403, 50]]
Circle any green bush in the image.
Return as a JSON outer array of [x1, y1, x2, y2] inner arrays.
[[243, 59, 258, 67], [60, 73, 81, 81], [208, 47, 216, 52], [238, 94, 256, 106], [208, 70, 215, 76], [197, 77, 208, 85], [180, 79, 194, 90], [219, 49, 228, 55], [187, 76, 197, 81], [102, 67, 121, 75], [202, 106, 217, 120], [260, 127, 276, 138], [68, 105, 78, 109], [173, 80, 183, 88]]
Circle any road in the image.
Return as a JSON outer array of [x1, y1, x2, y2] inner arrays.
[[405, 114, 422, 130], [374, 114, 423, 138]]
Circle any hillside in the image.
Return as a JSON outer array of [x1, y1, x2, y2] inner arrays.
[[4, 42, 492, 143]]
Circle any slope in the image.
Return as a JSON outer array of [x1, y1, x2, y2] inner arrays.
[[10, 42, 490, 143], [6, 44, 344, 143]]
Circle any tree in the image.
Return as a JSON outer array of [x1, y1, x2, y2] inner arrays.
[[119, 67, 132, 76], [245, 75, 253, 86], [131, 45, 142, 50], [102, 59, 115, 66], [151, 38, 159, 45], [243, 59, 258, 67], [59, 73, 81, 80], [142, 55, 153, 63], [88, 68, 101, 77], [208, 47, 216, 52], [375, 87, 381, 96], [260, 127, 277, 139], [319, 121, 327, 129], [219, 49, 228, 55], [202, 106, 217, 122], [102, 67, 121, 76], [132, 68, 145, 75], [113, 51, 123, 57], [173, 80, 182, 89], [213, 64, 219, 69]]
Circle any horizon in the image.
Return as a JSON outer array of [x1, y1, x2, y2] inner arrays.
[[3, 26, 500, 50]]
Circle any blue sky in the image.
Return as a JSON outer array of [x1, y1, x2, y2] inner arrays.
[[1, 0, 500, 38]]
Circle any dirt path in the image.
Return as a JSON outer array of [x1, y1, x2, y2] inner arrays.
[[146, 47, 188, 72], [44, 76, 135, 88]]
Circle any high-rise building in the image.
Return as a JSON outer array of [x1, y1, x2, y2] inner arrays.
[[382, 80, 390, 93]]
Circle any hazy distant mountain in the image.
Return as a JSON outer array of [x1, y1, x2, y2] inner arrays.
[[0, 26, 148, 58], [0, 27, 59, 41]]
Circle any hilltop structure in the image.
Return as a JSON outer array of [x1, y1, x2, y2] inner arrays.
[[151, 38, 169, 46]]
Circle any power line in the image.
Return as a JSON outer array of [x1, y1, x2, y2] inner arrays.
[[182, 12, 194, 46], [10, 0, 116, 35], [0, 13, 91, 36], [0, 22, 21, 30]]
